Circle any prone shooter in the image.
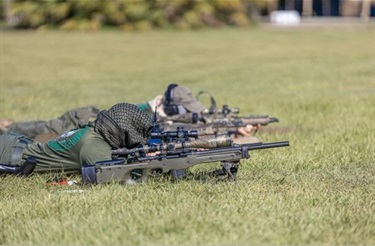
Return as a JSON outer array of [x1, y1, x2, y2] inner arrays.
[[0, 103, 289, 185], [82, 111, 289, 184]]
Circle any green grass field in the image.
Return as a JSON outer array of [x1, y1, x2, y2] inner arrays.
[[0, 25, 374, 245]]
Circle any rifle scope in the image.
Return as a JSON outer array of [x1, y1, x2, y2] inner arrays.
[[150, 127, 198, 141], [222, 105, 240, 115]]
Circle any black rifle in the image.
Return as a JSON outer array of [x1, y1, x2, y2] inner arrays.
[[82, 139, 289, 185]]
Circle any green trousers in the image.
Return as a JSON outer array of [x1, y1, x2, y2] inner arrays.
[[6, 106, 100, 138], [0, 133, 34, 165]]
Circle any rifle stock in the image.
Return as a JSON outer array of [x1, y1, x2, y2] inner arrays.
[[82, 140, 289, 185]]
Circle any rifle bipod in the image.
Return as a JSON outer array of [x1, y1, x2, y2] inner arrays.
[[209, 161, 239, 181]]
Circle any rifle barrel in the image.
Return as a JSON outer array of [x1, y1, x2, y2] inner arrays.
[[244, 141, 289, 150]]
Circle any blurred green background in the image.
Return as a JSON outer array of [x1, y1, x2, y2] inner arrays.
[[1, 0, 268, 30], [0, 1, 374, 245]]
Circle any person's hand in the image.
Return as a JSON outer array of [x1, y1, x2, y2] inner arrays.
[[146, 151, 161, 156], [236, 124, 261, 137], [0, 119, 13, 129], [245, 124, 260, 135], [196, 148, 207, 151]]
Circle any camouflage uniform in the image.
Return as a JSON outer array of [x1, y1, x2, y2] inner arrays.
[[3, 106, 100, 139], [1, 85, 259, 145], [0, 103, 152, 174], [0, 104, 154, 140], [0, 85, 205, 139]]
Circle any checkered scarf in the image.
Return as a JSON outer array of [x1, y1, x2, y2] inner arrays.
[[94, 103, 153, 149]]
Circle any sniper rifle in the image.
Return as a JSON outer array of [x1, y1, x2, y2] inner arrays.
[[81, 136, 289, 185], [159, 114, 279, 136]]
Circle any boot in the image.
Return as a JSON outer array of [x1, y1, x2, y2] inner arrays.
[[0, 157, 36, 176]]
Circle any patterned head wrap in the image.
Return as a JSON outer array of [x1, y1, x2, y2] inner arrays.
[[94, 103, 153, 149]]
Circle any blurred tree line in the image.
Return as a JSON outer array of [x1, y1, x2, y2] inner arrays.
[[0, 0, 269, 30]]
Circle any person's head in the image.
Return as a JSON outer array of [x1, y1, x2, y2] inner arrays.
[[162, 84, 206, 116], [94, 103, 153, 149]]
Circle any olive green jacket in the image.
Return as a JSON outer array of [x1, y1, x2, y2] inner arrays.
[[22, 126, 111, 173]]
